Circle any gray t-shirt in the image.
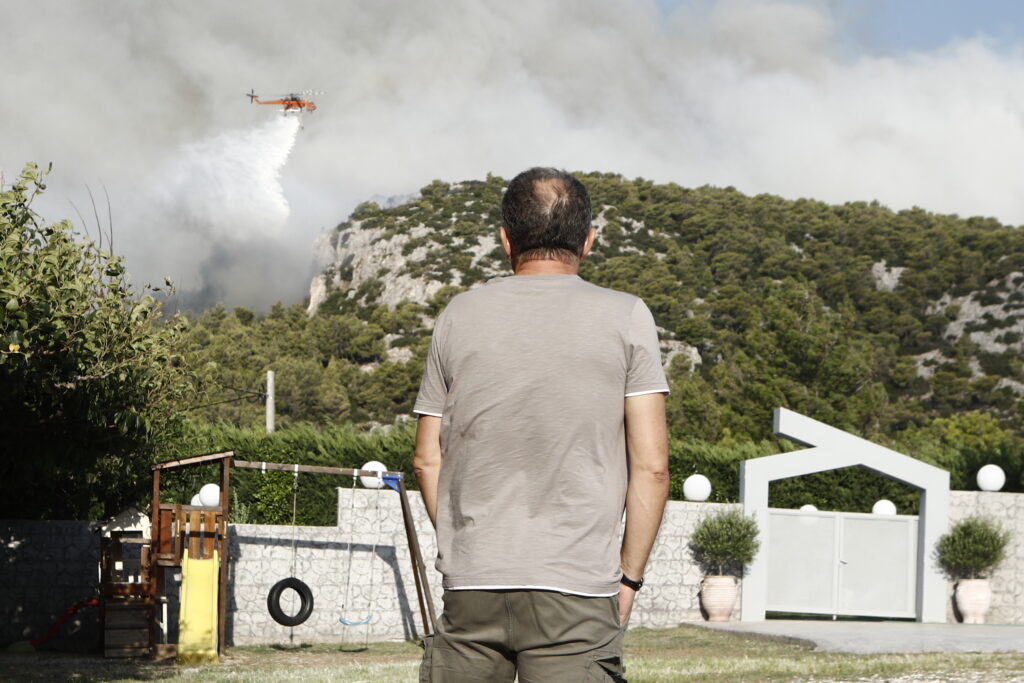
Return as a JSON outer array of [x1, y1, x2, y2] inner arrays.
[[414, 274, 668, 596]]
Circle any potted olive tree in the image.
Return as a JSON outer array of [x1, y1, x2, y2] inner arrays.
[[689, 509, 760, 621], [935, 515, 1011, 624]]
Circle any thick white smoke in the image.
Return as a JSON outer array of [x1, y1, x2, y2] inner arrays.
[[3, 0, 1024, 309], [141, 116, 300, 309], [155, 116, 299, 242]]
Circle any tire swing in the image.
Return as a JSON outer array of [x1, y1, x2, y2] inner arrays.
[[267, 577, 313, 627], [267, 464, 315, 628]]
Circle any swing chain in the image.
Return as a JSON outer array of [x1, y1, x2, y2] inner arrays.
[[289, 464, 299, 577]]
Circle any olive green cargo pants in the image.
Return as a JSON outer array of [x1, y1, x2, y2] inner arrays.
[[419, 589, 626, 682]]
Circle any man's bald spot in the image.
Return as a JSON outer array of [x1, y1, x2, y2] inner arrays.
[[533, 177, 572, 216]]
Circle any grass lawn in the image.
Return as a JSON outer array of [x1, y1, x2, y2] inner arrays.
[[2, 625, 1023, 682]]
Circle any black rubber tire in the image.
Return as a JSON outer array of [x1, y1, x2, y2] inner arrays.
[[267, 577, 314, 627]]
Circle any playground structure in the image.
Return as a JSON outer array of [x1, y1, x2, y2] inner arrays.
[[97, 451, 435, 660]]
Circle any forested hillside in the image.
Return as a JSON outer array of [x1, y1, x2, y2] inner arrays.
[[177, 172, 1024, 515], [192, 173, 1024, 439]]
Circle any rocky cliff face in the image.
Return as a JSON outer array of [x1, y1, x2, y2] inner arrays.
[[308, 221, 450, 314], [308, 179, 508, 315]]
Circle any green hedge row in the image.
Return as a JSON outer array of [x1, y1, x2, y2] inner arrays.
[[158, 422, 415, 526], [156, 420, 1020, 525]]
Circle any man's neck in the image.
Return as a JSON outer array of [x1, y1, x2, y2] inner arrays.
[[513, 259, 579, 276]]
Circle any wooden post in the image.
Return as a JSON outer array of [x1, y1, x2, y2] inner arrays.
[[173, 505, 183, 563], [151, 470, 161, 532], [397, 478, 436, 635], [188, 511, 200, 558], [150, 469, 161, 586], [218, 455, 231, 654], [158, 509, 173, 557], [202, 513, 216, 558]]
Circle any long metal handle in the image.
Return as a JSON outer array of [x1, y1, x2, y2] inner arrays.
[[397, 479, 437, 635]]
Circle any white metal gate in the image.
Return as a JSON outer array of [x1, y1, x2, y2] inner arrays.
[[765, 508, 919, 619]]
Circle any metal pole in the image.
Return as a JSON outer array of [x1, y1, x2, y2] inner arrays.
[[217, 456, 232, 655], [265, 370, 275, 433]]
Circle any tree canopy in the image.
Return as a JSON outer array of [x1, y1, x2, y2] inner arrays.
[[0, 164, 194, 519]]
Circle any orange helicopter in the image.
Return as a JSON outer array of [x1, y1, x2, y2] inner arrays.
[[247, 89, 320, 113]]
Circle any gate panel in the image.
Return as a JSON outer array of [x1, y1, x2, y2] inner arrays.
[[837, 514, 918, 618], [766, 509, 917, 618], [765, 511, 836, 613]]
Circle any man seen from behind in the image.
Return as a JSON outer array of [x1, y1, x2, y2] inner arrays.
[[413, 167, 670, 682]]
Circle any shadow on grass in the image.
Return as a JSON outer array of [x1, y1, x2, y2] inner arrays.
[[0, 651, 180, 682], [270, 642, 312, 651]]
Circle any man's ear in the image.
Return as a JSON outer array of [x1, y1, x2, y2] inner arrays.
[[499, 226, 514, 261], [580, 227, 597, 259]]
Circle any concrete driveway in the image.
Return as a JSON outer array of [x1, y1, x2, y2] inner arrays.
[[698, 619, 1024, 654]]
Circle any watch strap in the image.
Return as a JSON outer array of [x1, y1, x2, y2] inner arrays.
[[620, 574, 643, 591]]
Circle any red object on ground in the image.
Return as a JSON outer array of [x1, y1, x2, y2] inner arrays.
[[30, 598, 100, 647]]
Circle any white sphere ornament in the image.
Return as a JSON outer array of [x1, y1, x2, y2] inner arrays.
[[799, 504, 818, 512], [977, 464, 1006, 492], [359, 460, 388, 489], [190, 494, 202, 506], [682, 474, 712, 502], [872, 499, 897, 516], [198, 483, 221, 507]]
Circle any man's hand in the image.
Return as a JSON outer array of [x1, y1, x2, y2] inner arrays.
[[413, 415, 443, 527], [618, 585, 637, 627]]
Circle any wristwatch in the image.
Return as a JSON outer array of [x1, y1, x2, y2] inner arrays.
[[620, 574, 643, 591]]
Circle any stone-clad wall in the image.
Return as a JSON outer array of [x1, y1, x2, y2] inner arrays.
[[0, 521, 101, 651], [234, 488, 1024, 641], [227, 487, 431, 645], [948, 491, 1024, 625], [620, 500, 738, 627], [341, 491, 731, 639], [4, 490, 1024, 649], [225, 491, 738, 644]]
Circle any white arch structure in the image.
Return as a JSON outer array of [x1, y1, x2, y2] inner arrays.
[[740, 408, 950, 623]]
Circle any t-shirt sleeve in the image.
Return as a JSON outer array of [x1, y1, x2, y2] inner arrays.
[[625, 299, 670, 397], [413, 314, 448, 416]]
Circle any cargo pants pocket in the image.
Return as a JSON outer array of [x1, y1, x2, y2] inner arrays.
[[583, 651, 627, 682], [418, 634, 434, 683]]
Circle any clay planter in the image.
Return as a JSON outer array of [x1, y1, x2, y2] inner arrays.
[[700, 575, 738, 621], [955, 578, 992, 624]]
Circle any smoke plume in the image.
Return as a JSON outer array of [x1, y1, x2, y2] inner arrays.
[[146, 116, 300, 308], [2, 0, 1023, 310]]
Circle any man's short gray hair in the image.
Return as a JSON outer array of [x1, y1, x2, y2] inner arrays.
[[501, 168, 592, 264]]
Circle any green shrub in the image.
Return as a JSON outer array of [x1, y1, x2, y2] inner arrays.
[[935, 516, 1011, 579], [690, 509, 760, 576]]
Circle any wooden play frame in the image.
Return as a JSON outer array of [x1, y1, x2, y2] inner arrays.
[[135, 450, 437, 659]]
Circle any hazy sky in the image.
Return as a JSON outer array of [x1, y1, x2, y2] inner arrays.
[[3, 0, 1024, 310]]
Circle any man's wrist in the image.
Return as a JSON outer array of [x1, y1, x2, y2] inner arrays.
[[620, 574, 644, 591]]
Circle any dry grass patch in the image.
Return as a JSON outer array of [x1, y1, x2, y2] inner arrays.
[[623, 625, 1024, 682], [2, 625, 1023, 682]]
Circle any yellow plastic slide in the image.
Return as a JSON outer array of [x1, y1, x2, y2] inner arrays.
[[177, 549, 219, 664]]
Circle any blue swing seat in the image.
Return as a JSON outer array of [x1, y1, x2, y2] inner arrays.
[[339, 615, 373, 626]]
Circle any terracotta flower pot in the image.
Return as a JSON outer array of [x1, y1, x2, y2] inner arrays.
[[700, 575, 738, 622], [955, 578, 991, 624]]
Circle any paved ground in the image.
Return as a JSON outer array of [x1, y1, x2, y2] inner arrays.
[[698, 619, 1024, 654]]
